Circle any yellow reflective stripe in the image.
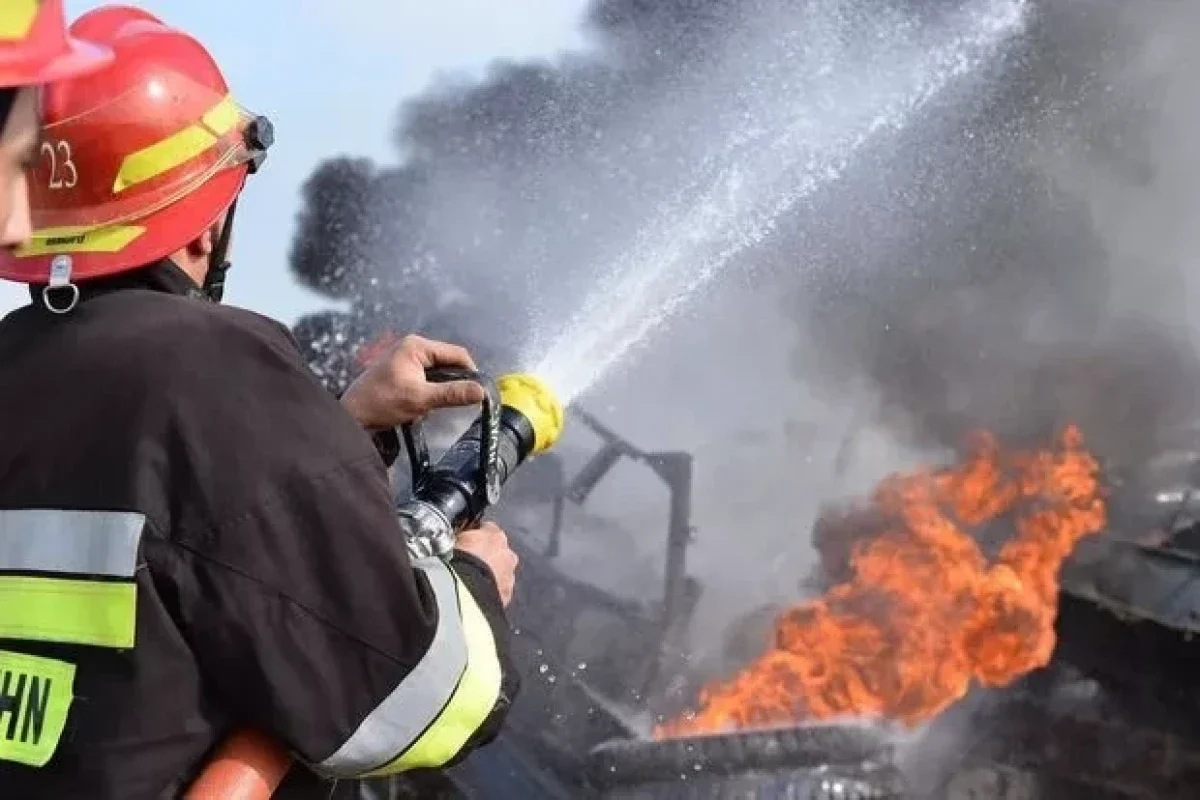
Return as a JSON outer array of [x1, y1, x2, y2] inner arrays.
[[202, 96, 241, 135], [0, 1, 39, 40], [0, 649, 75, 767], [0, 576, 136, 649], [18, 225, 146, 256], [314, 560, 504, 778], [112, 95, 240, 194], [366, 575, 502, 775]]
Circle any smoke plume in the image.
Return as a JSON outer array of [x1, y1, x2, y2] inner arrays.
[[287, 0, 1200, 648], [793, 0, 1200, 470]]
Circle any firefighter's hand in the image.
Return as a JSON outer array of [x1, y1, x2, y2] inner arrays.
[[341, 334, 487, 429], [456, 522, 519, 607]]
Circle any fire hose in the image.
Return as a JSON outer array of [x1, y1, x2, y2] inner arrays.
[[183, 369, 565, 799]]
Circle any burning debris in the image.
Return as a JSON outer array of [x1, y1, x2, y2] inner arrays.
[[659, 426, 1105, 737]]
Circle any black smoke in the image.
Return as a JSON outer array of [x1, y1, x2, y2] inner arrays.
[[288, 0, 1200, 471], [287, 0, 772, 392], [792, 0, 1200, 469], [284, 0, 987, 388]]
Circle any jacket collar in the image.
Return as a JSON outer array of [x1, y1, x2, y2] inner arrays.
[[29, 259, 205, 306]]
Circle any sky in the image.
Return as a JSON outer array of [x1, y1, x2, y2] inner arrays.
[[0, 0, 592, 319]]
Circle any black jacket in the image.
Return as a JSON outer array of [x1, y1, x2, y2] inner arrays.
[[0, 263, 517, 799]]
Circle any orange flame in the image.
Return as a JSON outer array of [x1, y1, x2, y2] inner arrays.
[[657, 425, 1106, 737]]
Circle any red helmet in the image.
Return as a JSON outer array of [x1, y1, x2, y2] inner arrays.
[[66, 5, 162, 43], [0, 0, 112, 87], [0, 5, 273, 284]]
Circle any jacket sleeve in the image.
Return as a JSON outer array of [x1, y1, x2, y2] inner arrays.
[[149, 311, 519, 778]]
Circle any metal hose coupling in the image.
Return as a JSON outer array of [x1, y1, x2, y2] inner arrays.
[[398, 371, 565, 560]]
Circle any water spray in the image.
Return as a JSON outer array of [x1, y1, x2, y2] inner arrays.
[[531, 0, 1031, 403]]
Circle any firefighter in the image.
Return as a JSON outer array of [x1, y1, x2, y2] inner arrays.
[[0, 0, 111, 249], [0, 6, 519, 799]]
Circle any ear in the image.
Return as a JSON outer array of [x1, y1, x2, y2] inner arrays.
[[183, 225, 216, 260]]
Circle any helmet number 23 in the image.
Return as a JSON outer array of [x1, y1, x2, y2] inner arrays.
[[41, 141, 78, 190]]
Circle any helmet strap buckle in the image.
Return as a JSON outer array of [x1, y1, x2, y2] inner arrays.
[[42, 255, 80, 315], [201, 199, 237, 304], [203, 261, 229, 303]]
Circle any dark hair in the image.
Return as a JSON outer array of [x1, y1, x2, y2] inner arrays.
[[0, 88, 17, 133]]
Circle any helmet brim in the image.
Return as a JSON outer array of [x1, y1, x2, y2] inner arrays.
[[0, 165, 247, 283]]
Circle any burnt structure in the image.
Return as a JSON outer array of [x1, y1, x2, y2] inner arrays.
[[1051, 429, 1200, 743]]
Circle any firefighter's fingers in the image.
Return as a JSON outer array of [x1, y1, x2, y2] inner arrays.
[[476, 521, 516, 561], [472, 520, 506, 539], [456, 522, 518, 606], [400, 334, 477, 371], [420, 379, 486, 411]]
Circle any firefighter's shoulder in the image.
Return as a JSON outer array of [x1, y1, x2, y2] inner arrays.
[[104, 291, 302, 373], [112, 293, 335, 413], [97, 290, 370, 478]]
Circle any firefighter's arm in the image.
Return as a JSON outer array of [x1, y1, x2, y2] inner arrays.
[[156, 459, 518, 778], [155, 313, 519, 778], [154, 452, 519, 777]]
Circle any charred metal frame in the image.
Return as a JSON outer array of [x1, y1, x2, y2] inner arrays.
[[564, 407, 702, 701]]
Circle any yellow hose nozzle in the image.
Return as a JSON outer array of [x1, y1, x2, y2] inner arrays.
[[497, 373, 565, 455]]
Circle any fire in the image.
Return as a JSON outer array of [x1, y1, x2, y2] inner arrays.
[[657, 426, 1106, 737]]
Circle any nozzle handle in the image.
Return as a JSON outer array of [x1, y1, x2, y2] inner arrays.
[[400, 368, 502, 519]]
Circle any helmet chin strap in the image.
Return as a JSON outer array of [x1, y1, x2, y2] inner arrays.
[[0, 89, 17, 134], [200, 199, 237, 303]]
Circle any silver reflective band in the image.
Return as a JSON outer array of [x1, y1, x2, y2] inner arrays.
[[0, 510, 145, 577], [316, 558, 468, 776]]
